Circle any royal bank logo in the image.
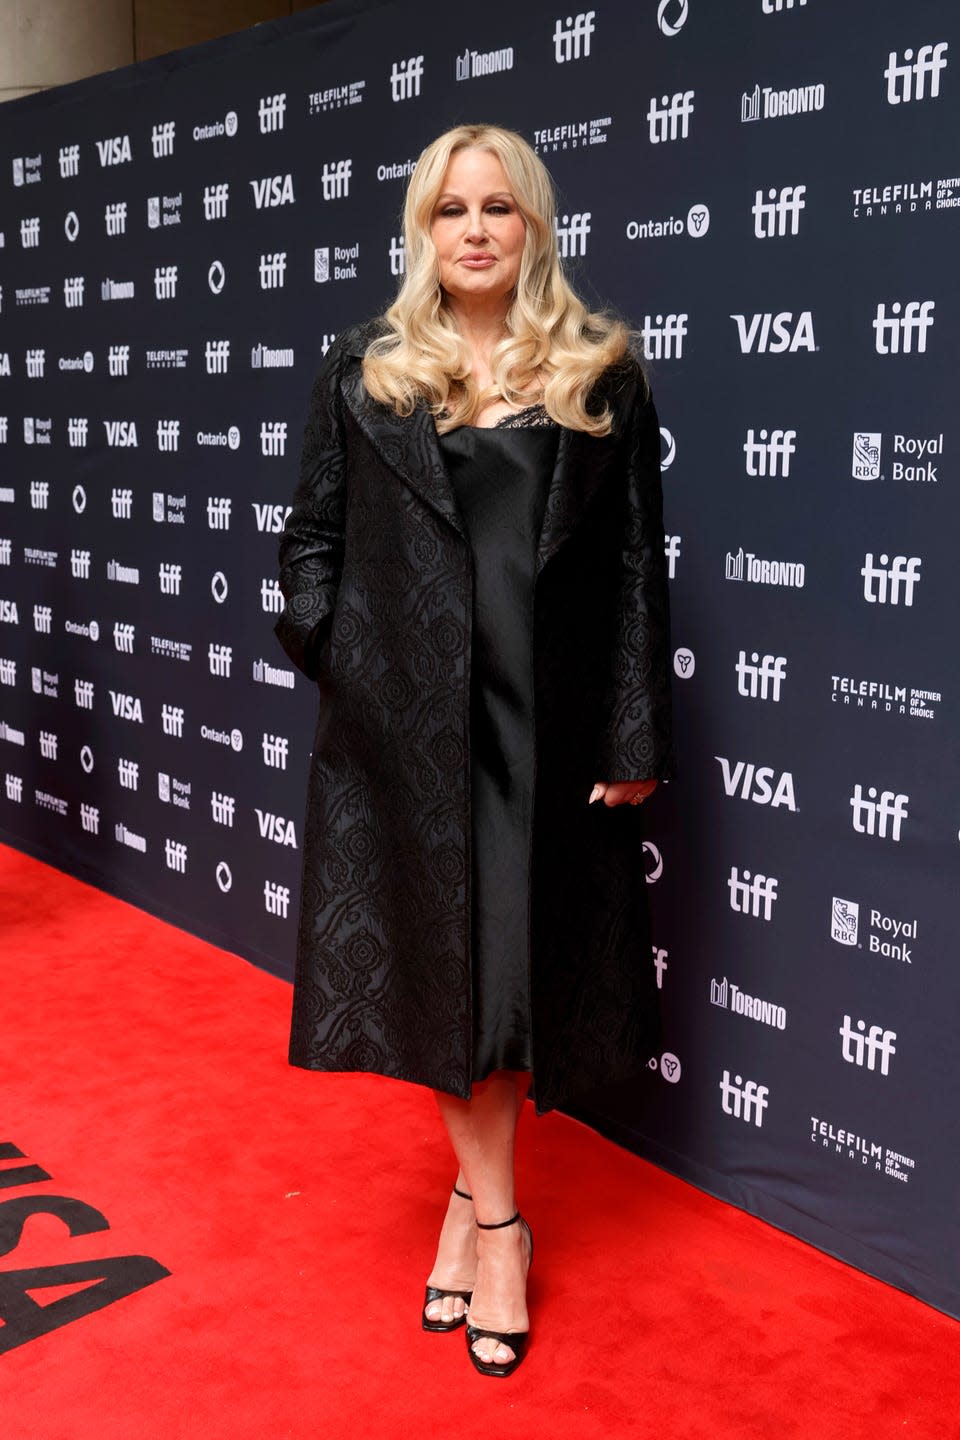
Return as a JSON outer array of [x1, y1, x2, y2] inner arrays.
[[885, 42, 949, 106], [731, 311, 816, 352], [553, 11, 596, 62], [854, 431, 942, 483], [853, 432, 881, 479], [741, 81, 824, 123]]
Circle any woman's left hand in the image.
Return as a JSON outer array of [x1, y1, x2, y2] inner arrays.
[[588, 779, 658, 808]]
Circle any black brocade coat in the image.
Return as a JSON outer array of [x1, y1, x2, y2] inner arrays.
[[273, 317, 675, 1116]]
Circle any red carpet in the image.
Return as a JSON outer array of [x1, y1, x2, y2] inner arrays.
[[0, 840, 956, 1439]]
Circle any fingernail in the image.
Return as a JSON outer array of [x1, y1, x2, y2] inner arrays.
[[588, 784, 602, 804]]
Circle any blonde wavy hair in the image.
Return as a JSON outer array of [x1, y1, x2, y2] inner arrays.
[[361, 123, 648, 437]]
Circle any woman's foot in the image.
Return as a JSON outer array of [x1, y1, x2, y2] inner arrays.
[[423, 1187, 477, 1326], [465, 1214, 533, 1367]]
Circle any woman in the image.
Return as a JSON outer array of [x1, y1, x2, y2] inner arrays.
[[273, 123, 674, 1377]]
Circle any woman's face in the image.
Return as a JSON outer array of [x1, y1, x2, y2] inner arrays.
[[429, 147, 527, 312]]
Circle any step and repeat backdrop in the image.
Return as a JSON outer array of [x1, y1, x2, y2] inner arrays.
[[1, 0, 958, 1318]]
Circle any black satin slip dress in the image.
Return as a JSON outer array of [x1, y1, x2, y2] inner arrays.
[[435, 402, 561, 1083]]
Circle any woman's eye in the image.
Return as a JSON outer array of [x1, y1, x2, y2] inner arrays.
[[438, 204, 512, 217]]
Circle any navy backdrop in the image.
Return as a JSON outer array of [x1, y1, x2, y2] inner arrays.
[[1, 0, 957, 1320]]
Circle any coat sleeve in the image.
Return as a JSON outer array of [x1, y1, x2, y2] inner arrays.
[[593, 367, 677, 783], [273, 333, 351, 681]]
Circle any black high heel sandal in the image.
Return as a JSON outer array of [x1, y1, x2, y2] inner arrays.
[[422, 1183, 476, 1332], [465, 1210, 534, 1378]]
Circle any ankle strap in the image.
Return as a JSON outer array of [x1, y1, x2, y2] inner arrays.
[[475, 1209, 520, 1229], [453, 1184, 473, 1201]]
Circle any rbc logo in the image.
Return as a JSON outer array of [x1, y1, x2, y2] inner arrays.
[[831, 898, 859, 946]]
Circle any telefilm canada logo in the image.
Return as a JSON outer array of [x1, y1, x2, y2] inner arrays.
[[810, 1117, 916, 1185]]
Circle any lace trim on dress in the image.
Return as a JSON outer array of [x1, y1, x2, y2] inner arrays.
[[492, 402, 556, 428]]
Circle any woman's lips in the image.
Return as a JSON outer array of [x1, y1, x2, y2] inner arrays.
[[459, 255, 496, 268]]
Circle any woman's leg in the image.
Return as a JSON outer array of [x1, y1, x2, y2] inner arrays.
[[431, 1069, 533, 1365]]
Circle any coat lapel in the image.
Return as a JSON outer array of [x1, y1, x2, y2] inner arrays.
[[338, 323, 626, 576]]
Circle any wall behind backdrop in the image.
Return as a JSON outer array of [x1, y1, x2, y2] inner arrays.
[[1, 0, 958, 1320]]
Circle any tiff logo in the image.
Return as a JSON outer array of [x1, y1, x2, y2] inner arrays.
[[154, 265, 177, 300], [259, 93, 287, 132], [212, 791, 236, 826], [205, 340, 230, 374], [638, 313, 687, 361], [264, 880, 291, 918], [118, 757, 139, 789], [151, 121, 175, 158], [209, 643, 232, 678], [321, 160, 352, 201], [850, 785, 908, 841], [839, 1014, 897, 1075], [105, 201, 127, 236], [728, 866, 778, 921], [861, 552, 921, 606], [664, 535, 680, 578], [555, 211, 591, 259], [259, 253, 287, 289], [553, 11, 596, 63], [390, 56, 424, 101], [719, 1070, 769, 1127], [744, 428, 797, 478], [261, 579, 283, 613], [114, 622, 134, 653], [754, 185, 805, 239], [165, 838, 187, 873], [208, 497, 232, 529], [158, 420, 180, 452], [159, 563, 182, 595], [260, 421, 288, 457], [109, 344, 131, 376], [161, 703, 184, 738], [112, 488, 133, 518], [736, 652, 786, 701], [262, 733, 289, 770], [885, 42, 949, 105], [647, 90, 695, 144], [873, 300, 935, 354], [204, 183, 229, 221]]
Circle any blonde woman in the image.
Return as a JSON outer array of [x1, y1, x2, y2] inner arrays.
[[274, 123, 674, 1377]]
